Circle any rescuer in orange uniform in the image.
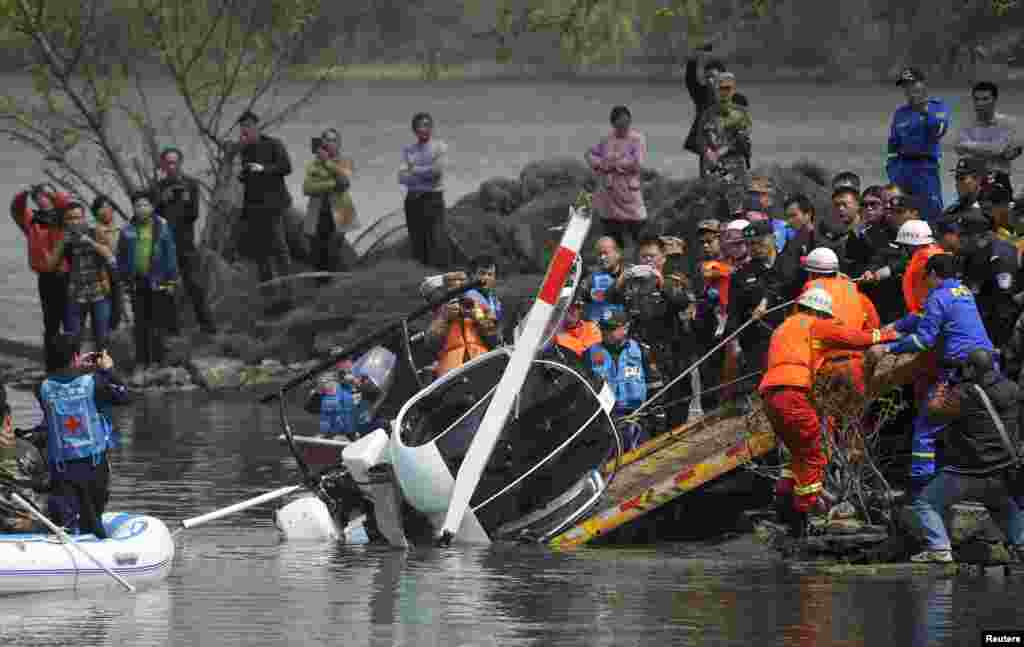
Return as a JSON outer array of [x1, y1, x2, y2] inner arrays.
[[759, 288, 898, 531], [799, 247, 880, 393]]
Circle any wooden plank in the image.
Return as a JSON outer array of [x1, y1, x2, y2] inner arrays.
[[549, 413, 777, 550], [602, 412, 725, 474]]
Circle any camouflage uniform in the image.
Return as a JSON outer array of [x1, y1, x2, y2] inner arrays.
[[697, 100, 752, 213]]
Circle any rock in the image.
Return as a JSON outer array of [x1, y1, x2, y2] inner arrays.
[[519, 157, 594, 203], [947, 502, 1006, 546], [187, 357, 247, 390], [260, 359, 283, 369]]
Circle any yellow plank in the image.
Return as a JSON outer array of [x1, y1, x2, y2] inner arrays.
[[549, 428, 777, 550], [602, 413, 725, 474]]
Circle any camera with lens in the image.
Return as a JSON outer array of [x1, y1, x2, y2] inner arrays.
[[311, 136, 324, 155], [32, 208, 62, 227]]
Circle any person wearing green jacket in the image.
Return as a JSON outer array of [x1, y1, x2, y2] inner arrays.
[[303, 128, 357, 277]]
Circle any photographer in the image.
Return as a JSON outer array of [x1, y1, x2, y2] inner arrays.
[[45, 202, 115, 355], [155, 147, 216, 335], [10, 184, 72, 371], [237, 110, 293, 303], [37, 336, 130, 539], [426, 269, 497, 379], [303, 128, 357, 278], [911, 348, 1024, 564]]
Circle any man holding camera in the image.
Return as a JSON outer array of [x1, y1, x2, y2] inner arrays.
[[155, 147, 216, 335], [10, 184, 72, 371], [37, 336, 130, 539], [237, 110, 293, 303], [911, 348, 1024, 563]]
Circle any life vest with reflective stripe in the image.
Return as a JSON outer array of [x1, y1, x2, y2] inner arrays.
[[587, 340, 646, 413], [39, 374, 107, 467]]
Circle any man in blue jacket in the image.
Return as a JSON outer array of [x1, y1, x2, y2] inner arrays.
[[886, 67, 951, 223], [116, 191, 178, 374], [872, 253, 995, 491], [37, 335, 130, 538]]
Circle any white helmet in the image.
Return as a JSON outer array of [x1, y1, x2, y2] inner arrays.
[[803, 247, 840, 274], [721, 219, 750, 242], [798, 287, 834, 316], [896, 219, 935, 246]]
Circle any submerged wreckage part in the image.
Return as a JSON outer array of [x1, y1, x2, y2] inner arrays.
[[390, 347, 618, 545]]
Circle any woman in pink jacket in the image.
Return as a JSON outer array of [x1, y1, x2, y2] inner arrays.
[[586, 105, 648, 252]]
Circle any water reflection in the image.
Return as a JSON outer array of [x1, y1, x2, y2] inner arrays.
[[1, 585, 171, 647], [2, 390, 1023, 645]]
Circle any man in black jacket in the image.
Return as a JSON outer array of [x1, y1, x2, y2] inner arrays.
[[237, 111, 293, 298], [959, 207, 1020, 349], [912, 348, 1024, 563], [682, 48, 749, 175], [776, 193, 821, 301], [727, 219, 786, 409], [155, 148, 216, 335]]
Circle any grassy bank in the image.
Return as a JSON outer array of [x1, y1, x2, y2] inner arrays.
[[292, 61, 1024, 85]]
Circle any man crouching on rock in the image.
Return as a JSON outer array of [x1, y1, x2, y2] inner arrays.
[[909, 348, 1024, 564], [37, 335, 130, 538]]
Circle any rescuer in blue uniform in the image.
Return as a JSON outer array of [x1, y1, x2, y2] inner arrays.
[[37, 334, 130, 538], [587, 310, 651, 451], [873, 253, 995, 491], [886, 67, 951, 223]]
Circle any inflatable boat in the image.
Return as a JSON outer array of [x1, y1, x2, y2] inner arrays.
[[0, 512, 174, 594]]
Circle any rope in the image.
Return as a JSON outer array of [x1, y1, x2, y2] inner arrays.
[[628, 299, 796, 419]]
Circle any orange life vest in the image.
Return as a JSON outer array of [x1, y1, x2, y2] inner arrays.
[[436, 315, 490, 378], [760, 312, 817, 391], [554, 321, 602, 357], [903, 244, 945, 315]]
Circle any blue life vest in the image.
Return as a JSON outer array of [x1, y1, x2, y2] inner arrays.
[[320, 382, 371, 439], [585, 271, 625, 323], [39, 374, 107, 467], [587, 340, 646, 414]]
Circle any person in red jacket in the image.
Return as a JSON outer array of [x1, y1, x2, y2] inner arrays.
[[10, 184, 71, 371]]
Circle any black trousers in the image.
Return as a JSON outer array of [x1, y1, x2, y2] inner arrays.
[[38, 272, 69, 372], [133, 279, 168, 367], [48, 455, 110, 539], [173, 249, 213, 331], [242, 206, 291, 283], [404, 191, 447, 267]]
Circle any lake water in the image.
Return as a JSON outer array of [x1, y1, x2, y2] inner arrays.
[[1, 78, 1023, 645]]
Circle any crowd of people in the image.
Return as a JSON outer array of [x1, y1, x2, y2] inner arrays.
[[3, 56, 1024, 563]]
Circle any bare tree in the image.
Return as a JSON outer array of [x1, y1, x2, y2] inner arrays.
[[0, 0, 341, 236]]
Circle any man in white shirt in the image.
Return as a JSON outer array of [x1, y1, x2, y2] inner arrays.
[[954, 81, 1022, 194]]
